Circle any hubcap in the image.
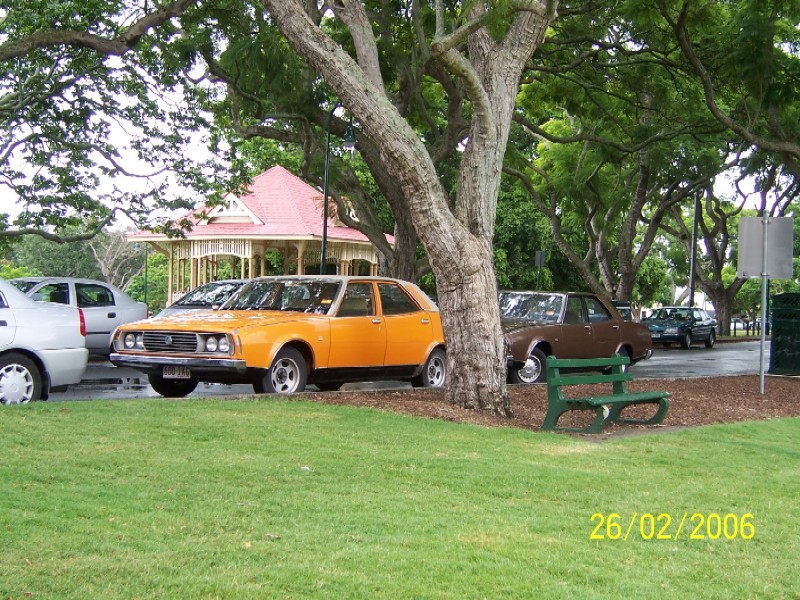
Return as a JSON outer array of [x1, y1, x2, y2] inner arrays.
[[519, 357, 541, 383], [0, 364, 34, 405], [271, 358, 299, 393], [425, 356, 446, 387]]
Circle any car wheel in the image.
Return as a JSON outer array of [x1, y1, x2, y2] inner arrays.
[[259, 347, 307, 394], [147, 374, 198, 398], [704, 329, 716, 348], [509, 347, 547, 384], [412, 347, 447, 388], [680, 332, 692, 349], [0, 353, 42, 405]]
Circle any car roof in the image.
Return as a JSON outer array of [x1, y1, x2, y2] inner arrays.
[[248, 275, 417, 284], [10, 276, 125, 289]]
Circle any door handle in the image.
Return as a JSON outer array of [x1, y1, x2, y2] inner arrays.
[[108, 312, 117, 318], [371, 318, 382, 325], [421, 318, 430, 324], [0, 320, 7, 326]]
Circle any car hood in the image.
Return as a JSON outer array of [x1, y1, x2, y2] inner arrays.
[[121, 309, 322, 332], [645, 318, 685, 330]]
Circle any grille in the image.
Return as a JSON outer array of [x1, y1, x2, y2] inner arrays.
[[142, 331, 199, 353]]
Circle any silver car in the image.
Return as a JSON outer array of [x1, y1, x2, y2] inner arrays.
[[0, 278, 89, 404], [10, 277, 148, 356]]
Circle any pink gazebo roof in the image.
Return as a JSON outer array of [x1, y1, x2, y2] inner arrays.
[[132, 165, 393, 245]]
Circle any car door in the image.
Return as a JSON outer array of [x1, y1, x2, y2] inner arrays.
[[75, 282, 123, 352], [378, 282, 434, 367], [583, 295, 622, 357], [556, 295, 594, 358], [692, 308, 712, 340], [327, 282, 386, 368], [0, 292, 16, 348]]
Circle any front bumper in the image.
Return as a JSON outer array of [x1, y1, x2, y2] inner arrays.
[[648, 331, 684, 344], [109, 352, 248, 376]]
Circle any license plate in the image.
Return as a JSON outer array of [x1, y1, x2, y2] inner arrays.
[[163, 365, 190, 379], [651, 333, 660, 339]]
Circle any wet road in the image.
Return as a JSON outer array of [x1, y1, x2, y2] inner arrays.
[[630, 339, 770, 379], [53, 340, 770, 401]]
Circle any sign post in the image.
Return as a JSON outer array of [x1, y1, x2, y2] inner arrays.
[[737, 216, 794, 394]]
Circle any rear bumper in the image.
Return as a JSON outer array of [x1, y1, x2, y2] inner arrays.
[[39, 347, 89, 387]]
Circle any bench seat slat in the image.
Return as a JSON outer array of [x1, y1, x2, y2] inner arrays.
[[550, 372, 632, 386], [563, 391, 670, 407]]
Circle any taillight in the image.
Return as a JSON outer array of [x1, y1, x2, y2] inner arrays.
[[78, 308, 86, 337]]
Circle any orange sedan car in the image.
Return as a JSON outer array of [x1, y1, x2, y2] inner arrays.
[[110, 276, 446, 396]]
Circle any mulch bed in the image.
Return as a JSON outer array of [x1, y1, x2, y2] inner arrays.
[[298, 374, 800, 437]]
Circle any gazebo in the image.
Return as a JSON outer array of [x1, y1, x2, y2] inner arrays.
[[130, 165, 392, 304]]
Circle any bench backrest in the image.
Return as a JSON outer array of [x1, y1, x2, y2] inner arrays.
[[546, 354, 632, 399]]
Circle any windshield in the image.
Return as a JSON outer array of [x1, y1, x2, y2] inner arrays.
[[9, 280, 39, 293], [653, 307, 691, 320], [499, 292, 564, 324], [173, 281, 245, 307], [221, 279, 341, 314]]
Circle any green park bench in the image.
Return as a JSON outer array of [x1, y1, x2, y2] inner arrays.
[[542, 354, 671, 434]]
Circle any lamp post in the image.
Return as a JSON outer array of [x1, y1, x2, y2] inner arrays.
[[320, 106, 356, 275]]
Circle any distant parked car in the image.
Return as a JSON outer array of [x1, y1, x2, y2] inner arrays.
[[156, 279, 248, 318], [0, 278, 88, 404], [643, 306, 716, 349], [610, 300, 633, 321], [110, 276, 447, 397], [501, 290, 653, 384], [10, 277, 148, 356]]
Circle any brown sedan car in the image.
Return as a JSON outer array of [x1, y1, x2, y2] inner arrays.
[[502, 291, 652, 383]]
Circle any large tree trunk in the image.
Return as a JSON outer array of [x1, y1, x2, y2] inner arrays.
[[262, 0, 555, 414]]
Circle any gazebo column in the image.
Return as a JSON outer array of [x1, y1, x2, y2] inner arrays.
[[294, 241, 307, 275], [167, 244, 174, 305], [190, 255, 198, 290]]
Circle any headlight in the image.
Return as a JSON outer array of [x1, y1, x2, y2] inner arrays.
[[124, 333, 137, 349], [218, 336, 230, 353], [205, 336, 218, 352]]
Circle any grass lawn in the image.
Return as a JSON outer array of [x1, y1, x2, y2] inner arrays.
[[1, 397, 797, 599]]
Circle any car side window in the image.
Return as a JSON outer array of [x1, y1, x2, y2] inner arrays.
[[76, 283, 115, 308], [0, 292, 7, 308], [37, 283, 70, 305], [378, 283, 420, 315], [338, 283, 374, 317], [585, 297, 612, 323], [564, 296, 584, 324]]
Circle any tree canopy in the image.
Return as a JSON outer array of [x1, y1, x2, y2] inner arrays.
[[1, 0, 798, 413]]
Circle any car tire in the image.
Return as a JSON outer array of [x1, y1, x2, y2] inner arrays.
[[147, 374, 198, 398], [509, 347, 547, 384], [704, 329, 716, 348], [680, 332, 692, 349], [259, 347, 307, 394], [0, 353, 42, 405], [412, 347, 447, 388]]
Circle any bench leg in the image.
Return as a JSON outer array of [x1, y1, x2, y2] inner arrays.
[[542, 405, 607, 434], [607, 398, 670, 426]]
